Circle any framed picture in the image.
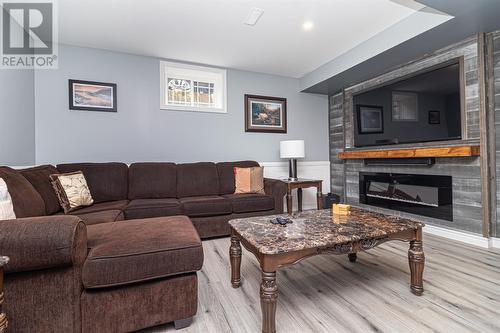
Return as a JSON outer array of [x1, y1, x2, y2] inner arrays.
[[69, 80, 117, 112], [245, 94, 287, 133], [357, 105, 384, 134], [428, 110, 440, 124]]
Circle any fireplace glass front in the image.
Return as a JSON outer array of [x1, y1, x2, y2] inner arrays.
[[359, 172, 452, 221]]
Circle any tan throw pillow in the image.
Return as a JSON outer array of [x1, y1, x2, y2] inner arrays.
[[234, 166, 265, 194], [50, 171, 94, 213], [0, 178, 16, 220]]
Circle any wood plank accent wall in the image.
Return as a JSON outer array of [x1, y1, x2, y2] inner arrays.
[[329, 93, 345, 201], [492, 31, 500, 238], [342, 37, 480, 147], [328, 36, 486, 235]]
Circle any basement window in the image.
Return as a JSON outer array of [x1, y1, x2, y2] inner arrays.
[[160, 61, 227, 113], [392, 91, 418, 121]]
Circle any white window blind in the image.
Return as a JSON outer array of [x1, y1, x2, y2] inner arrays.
[[392, 92, 418, 121]]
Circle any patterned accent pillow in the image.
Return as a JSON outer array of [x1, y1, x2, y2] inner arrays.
[[234, 167, 265, 194], [0, 178, 16, 220], [50, 171, 94, 213]]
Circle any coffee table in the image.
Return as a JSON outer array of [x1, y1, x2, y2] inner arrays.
[[228, 208, 425, 333]]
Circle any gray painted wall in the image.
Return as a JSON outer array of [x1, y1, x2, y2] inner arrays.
[[34, 45, 328, 164], [0, 69, 35, 165]]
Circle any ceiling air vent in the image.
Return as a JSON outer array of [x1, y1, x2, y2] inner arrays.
[[244, 7, 264, 26]]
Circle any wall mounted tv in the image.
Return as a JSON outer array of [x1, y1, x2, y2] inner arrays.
[[353, 60, 462, 148]]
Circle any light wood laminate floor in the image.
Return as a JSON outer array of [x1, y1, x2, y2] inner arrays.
[[143, 234, 500, 333]]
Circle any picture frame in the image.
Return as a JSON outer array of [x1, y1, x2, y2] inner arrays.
[[245, 94, 287, 133], [428, 110, 440, 124], [69, 80, 117, 112], [357, 105, 384, 134]]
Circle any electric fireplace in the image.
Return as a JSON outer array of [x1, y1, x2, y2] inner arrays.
[[359, 172, 452, 221]]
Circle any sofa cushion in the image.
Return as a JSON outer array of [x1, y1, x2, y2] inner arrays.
[[223, 193, 274, 213], [234, 166, 265, 194], [69, 200, 129, 215], [75, 210, 124, 225], [50, 171, 94, 213], [0, 178, 16, 220], [0, 167, 45, 218], [57, 163, 128, 203], [216, 161, 260, 195], [83, 216, 203, 289], [179, 196, 231, 217], [176, 162, 219, 198], [124, 198, 182, 219], [20, 165, 61, 215], [128, 163, 177, 199]]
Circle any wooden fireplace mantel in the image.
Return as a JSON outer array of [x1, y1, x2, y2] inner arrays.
[[338, 145, 480, 160]]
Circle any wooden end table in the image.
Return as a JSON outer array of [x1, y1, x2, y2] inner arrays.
[[229, 208, 424, 333], [0, 256, 9, 333], [282, 179, 323, 214]]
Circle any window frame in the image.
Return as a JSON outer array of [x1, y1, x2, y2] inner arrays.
[[160, 61, 227, 113]]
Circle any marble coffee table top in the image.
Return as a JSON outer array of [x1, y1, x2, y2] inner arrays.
[[229, 208, 424, 255]]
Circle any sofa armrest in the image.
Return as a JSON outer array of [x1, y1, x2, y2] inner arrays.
[[264, 178, 287, 213], [0, 215, 87, 274]]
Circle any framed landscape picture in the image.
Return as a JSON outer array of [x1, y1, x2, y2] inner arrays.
[[245, 94, 287, 133], [69, 80, 117, 112], [357, 105, 384, 134], [428, 110, 440, 124]]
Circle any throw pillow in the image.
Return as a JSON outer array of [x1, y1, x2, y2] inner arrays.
[[0, 178, 16, 220], [50, 171, 94, 213], [234, 166, 265, 194]]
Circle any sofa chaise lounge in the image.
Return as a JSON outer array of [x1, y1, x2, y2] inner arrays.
[[0, 160, 287, 332]]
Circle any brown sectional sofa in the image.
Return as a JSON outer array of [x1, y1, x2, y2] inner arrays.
[[0, 160, 287, 332]]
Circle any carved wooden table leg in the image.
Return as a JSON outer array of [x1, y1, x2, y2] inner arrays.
[[260, 271, 277, 333], [0, 256, 9, 333], [408, 228, 425, 295], [230, 236, 242, 288], [348, 253, 357, 263], [286, 188, 293, 215]]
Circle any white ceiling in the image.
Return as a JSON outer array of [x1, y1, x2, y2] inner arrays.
[[58, 0, 449, 78]]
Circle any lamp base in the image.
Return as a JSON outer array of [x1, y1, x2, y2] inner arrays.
[[288, 159, 298, 181]]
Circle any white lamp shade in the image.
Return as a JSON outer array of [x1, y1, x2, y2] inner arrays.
[[280, 140, 305, 159]]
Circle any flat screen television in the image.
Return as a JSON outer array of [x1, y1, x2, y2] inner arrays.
[[353, 60, 462, 148]]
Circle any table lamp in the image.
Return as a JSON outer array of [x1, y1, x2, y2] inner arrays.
[[280, 140, 305, 181]]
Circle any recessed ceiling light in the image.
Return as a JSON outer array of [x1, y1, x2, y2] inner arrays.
[[244, 8, 264, 26], [303, 21, 314, 31]]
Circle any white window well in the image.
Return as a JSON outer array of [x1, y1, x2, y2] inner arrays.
[[160, 61, 227, 113]]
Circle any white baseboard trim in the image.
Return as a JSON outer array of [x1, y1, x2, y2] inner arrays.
[[489, 237, 500, 249], [260, 161, 331, 167], [423, 224, 500, 249]]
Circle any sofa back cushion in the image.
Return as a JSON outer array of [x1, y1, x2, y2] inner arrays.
[[177, 162, 219, 197], [0, 167, 45, 217], [128, 163, 177, 199], [216, 161, 260, 195], [20, 165, 61, 215], [57, 163, 128, 203]]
